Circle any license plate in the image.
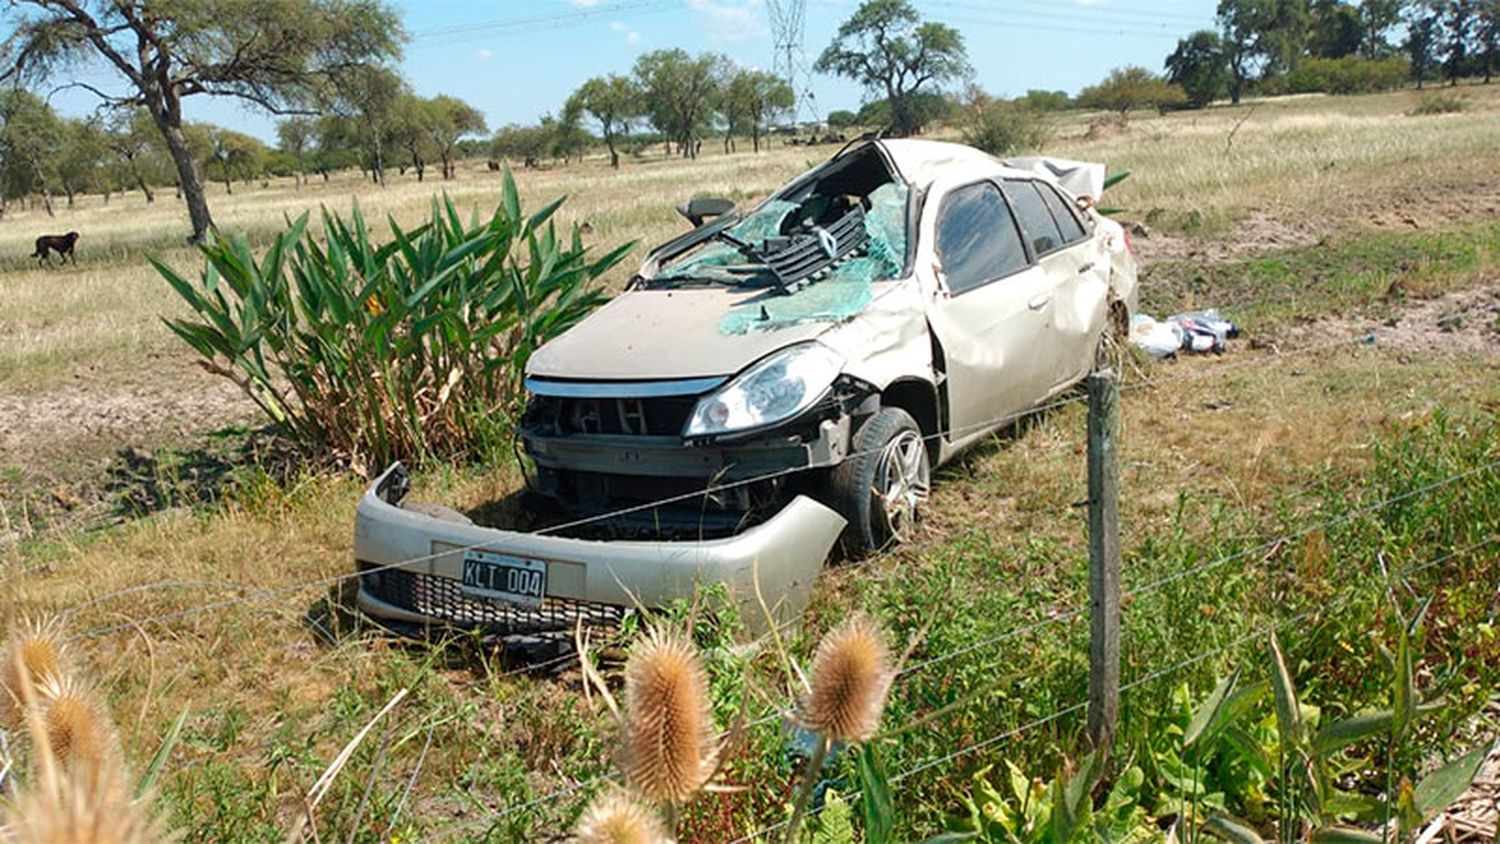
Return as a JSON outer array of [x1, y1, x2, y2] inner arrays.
[[459, 550, 547, 608]]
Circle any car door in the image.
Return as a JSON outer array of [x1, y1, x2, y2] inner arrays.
[[1002, 179, 1109, 393], [924, 180, 1056, 442]]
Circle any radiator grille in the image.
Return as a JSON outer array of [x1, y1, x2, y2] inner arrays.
[[359, 564, 625, 635]]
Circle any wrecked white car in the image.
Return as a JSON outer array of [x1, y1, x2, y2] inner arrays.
[[353, 139, 1137, 635]]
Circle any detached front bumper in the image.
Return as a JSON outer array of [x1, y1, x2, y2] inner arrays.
[[353, 464, 846, 636]]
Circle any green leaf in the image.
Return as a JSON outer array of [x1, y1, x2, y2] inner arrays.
[[1268, 632, 1303, 751], [1308, 827, 1384, 843], [1204, 813, 1265, 843], [1312, 710, 1394, 756], [1414, 739, 1495, 818], [1102, 170, 1131, 191], [1186, 668, 1241, 751], [137, 705, 190, 798], [920, 835, 979, 843], [857, 743, 895, 844]]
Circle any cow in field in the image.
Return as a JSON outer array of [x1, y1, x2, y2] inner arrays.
[[32, 232, 79, 265]]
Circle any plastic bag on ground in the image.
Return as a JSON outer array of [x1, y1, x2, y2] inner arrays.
[[1130, 314, 1184, 359]]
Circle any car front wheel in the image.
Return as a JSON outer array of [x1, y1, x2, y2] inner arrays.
[[832, 407, 931, 555]]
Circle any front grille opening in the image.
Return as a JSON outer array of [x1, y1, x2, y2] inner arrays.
[[359, 563, 625, 635], [524, 395, 696, 437]]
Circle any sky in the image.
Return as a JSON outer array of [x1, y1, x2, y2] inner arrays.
[[40, 0, 1220, 144]]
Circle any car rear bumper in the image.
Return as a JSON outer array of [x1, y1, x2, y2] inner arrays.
[[352, 463, 846, 636]]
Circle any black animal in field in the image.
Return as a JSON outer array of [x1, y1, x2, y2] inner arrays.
[[32, 231, 79, 265]]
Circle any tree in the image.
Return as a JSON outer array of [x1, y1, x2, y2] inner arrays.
[[104, 108, 167, 202], [54, 118, 108, 206], [1358, 0, 1403, 56], [0, 0, 403, 241], [1441, 0, 1478, 84], [390, 93, 435, 181], [1480, 0, 1500, 82], [276, 117, 315, 188], [490, 124, 554, 166], [959, 87, 1052, 156], [426, 95, 486, 179], [0, 88, 62, 212], [203, 127, 265, 194], [1216, 0, 1310, 101], [567, 74, 639, 168], [1405, 2, 1444, 87], [1310, 0, 1364, 57], [826, 109, 860, 128], [724, 68, 793, 152], [814, 0, 971, 137], [1077, 66, 1189, 114], [1166, 30, 1231, 107], [1020, 89, 1073, 110], [634, 49, 724, 158], [544, 109, 589, 163], [331, 64, 404, 185]]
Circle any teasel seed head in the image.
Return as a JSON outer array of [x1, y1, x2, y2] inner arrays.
[[1, 619, 72, 727], [802, 613, 894, 743], [620, 627, 717, 806], [38, 675, 120, 781], [574, 787, 670, 844]]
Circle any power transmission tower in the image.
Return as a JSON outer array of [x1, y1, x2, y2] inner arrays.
[[767, 0, 817, 127]]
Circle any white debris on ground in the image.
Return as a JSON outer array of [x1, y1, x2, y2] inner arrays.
[[1130, 309, 1241, 359]]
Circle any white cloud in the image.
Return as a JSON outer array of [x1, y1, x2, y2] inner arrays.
[[610, 19, 643, 45], [1075, 0, 1105, 6], [570, 0, 602, 6], [609, 20, 630, 31], [475, 47, 495, 61], [686, 0, 768, 45], [627, 30, 643, 44]]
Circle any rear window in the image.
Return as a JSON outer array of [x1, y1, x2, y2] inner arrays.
[[1002, 180, 1065, 256], [1037, 182, 1088, 244], [935, 182, 1029, 294]]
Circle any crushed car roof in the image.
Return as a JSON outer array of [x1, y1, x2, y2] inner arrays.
[[871, 139, 1106, 199]]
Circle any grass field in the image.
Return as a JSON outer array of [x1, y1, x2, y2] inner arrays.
[[2, 85, 1500, 841]]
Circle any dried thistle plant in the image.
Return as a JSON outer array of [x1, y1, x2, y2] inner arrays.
[[801, 613, 895, 744], [573, 787, 670, 844], [37, 675, 121, 782], [1, 620, 72, 727], [783, 613, 897, 844], [620, 627, 717, 808]]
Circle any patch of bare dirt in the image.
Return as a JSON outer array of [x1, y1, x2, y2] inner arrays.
[[0, 363, 255, 481], [1131, 211, 1328, 264], [1276, 283, 1500, 358], [1358, 172, 1500, 233]]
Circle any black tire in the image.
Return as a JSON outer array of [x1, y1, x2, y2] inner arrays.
[[831, 407, 931, 555], [400, 501, 473, 524]]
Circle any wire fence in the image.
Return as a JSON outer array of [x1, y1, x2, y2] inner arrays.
[[8, 323, 1494, 841]]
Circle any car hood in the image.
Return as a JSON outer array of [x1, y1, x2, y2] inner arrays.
[[526, 287, 830, 381]]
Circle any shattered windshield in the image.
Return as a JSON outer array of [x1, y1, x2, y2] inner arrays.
[[648, 144, 911, 333]]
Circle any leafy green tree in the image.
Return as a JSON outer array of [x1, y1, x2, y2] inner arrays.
[[104, 108, 168, 202], [855, 90, 958, 129], [1, 0, 403, 241], [331, 64, 404, 185], [1358, 0, 1403, 56], [1020, 89, 1073, 110], [1078, 66, 1189, 114], [1480, 0, 1500, 82], [826, 109, 859, 128], [633, 49, 724, 158], [1310, 0, 1364, 56], [724, 68, 793, 152], [1166, 30, 1231, 107], [1216, 0, 1310, 101], [276, 117, 316, 188], [1441, 0, 1478, 84], [54, 118, 108, 206], [490, 124, 554, 166], [390, 93, 436, 181], [567, 74, 640, 168], [959, 87, 1052, 156], [1405, 2, 1444, 87], [0, 88, 61, 211], [202, 127, 266, 194], [426, 95, 486, 179], [814, 0, 970, 136], [544, 108, 590, 164]]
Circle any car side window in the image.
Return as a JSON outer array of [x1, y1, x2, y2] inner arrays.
[[1003, 179, 1066, 256], [1037, 182, 1088, 244], [934, 182, 1029, 295]]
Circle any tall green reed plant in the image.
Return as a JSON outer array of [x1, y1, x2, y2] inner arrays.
[[153, 171, 631, 470]]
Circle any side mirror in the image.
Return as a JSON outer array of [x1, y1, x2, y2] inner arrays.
[[676, 197, 736, 228]]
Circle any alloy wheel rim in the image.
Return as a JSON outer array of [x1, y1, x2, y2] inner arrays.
[[875, 429, 930, 542]]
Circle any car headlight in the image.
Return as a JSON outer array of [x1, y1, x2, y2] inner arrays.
[[684, 342, 844, 438]]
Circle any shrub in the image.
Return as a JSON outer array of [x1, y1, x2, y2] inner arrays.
[[154, 172, 631, 470], [1281, 56, 1409, 95], [1077, 65, 1188, 115], [960, 91, 1053, 156], [1409, 93, 1467, 115]]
